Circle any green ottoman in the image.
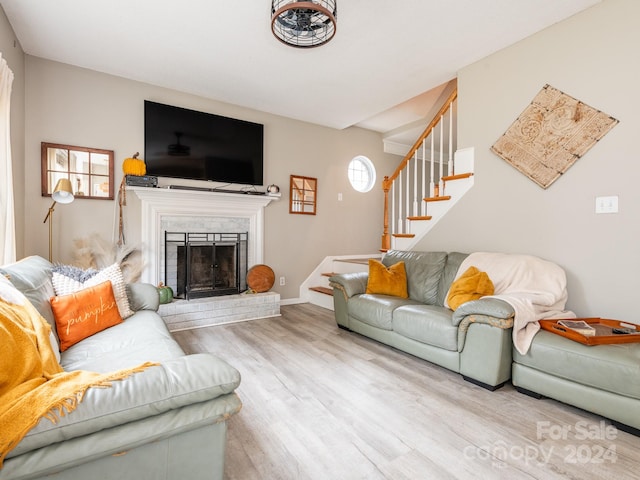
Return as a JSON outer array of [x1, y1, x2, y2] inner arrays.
[[512, 330, 640, 434]]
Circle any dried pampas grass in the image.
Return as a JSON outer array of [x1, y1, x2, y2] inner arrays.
[[72, 234, 143, 283]]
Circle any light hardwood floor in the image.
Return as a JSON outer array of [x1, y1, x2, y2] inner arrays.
[[172, 304, 640, 480]]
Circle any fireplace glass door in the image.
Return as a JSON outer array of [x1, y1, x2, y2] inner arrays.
[[165, 232, 248, 299]]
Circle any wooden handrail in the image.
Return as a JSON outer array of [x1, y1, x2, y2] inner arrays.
[[386, 88, 457, 184]]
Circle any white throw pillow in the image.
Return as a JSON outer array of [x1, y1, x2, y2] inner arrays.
[[52, 263, 134, 319]]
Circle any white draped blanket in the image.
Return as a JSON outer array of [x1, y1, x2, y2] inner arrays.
[[446, 252, 575, 354]]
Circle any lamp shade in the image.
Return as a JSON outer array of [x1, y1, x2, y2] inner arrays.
[[52, 178, 74, 204]]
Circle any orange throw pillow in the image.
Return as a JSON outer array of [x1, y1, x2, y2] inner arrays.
[[447, 266, 494, 311], [366, 259, 409, 298], [50, 280, 123, 351]]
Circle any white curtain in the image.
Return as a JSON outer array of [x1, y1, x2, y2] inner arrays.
[[0, 52, 16, 264]]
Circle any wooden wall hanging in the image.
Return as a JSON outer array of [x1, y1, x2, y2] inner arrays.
[[491, 84, 618, 189]]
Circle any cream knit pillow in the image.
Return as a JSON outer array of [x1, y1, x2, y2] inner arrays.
[[52, 263, 134, 319]]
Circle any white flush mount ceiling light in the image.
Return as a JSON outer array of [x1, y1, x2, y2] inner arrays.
[[271, 0, 337, 48]]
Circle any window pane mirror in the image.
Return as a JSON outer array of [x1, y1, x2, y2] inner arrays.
[[41, 142, 114, 200], [289, 175, 317, 215]]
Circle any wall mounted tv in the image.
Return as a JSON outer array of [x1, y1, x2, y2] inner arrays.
[[144, 100, 264, 186]]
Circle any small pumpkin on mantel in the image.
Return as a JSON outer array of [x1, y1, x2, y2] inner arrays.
[[157, 282, 174, 304], [122, 152, 146, 176]]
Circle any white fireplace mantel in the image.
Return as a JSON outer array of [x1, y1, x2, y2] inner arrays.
[[129, 187, 276, 284]]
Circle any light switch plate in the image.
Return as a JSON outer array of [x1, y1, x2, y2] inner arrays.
[[595, 195, 618, 214]]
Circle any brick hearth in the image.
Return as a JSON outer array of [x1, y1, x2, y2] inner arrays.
[[159, 291, 280, 332]]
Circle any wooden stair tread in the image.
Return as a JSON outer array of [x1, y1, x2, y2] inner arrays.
[[334, 258, 379, 265], [407, 215, 432, 221], [442, 172, 474, 181], [424, 195, 451, 202], [392, 233, 415, 238], [309, 286, 333, 295]]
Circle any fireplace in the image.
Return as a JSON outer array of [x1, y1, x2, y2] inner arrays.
[[129, 188, 280, 329], [165, 232, 248, 299], [128, 187, 275, 285]]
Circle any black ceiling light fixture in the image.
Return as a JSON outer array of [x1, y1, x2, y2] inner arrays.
[[271, 1, 337, 48]]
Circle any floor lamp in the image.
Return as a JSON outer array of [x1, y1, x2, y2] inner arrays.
[[43, 178, 75, 261]]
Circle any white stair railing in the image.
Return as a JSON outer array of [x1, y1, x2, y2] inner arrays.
[[381, 89, 461, 250]]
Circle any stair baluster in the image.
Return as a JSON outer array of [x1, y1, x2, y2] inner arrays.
[[448, 108, 454, 177], [397, 170, 403, 234], [421, 139, 427, 217], [429, 132, 435, 198], [404, 160, 410, 233], [439, 116, 444, 196], [412, 149, 419, 217]]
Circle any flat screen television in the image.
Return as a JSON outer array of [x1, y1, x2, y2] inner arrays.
[[144, 100, 264, 186]]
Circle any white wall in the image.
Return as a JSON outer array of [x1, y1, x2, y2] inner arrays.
[[416, 0, 639, 318], [23, 57, 397, 298]]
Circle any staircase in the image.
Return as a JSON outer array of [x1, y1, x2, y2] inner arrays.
[[381, 87, 474, 251], [388, 146, 474, 251], [305, 87, 474, 309], [300, 254, 381, 310]]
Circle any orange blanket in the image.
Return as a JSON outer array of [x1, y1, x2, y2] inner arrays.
[[0, 278, 157, 467]]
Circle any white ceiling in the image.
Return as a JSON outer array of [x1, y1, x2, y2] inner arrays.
[[1, 0, 600, 133]]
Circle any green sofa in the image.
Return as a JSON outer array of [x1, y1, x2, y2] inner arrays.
[[0, 256, 242, 480], [330, 250, 515, 390]]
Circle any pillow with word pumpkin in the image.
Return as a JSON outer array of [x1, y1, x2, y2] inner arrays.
[[50, 280, 123, 351], [52, 263, 134, 319]]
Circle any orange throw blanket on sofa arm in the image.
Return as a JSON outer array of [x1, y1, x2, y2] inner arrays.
[[0, 278, 157, 467]]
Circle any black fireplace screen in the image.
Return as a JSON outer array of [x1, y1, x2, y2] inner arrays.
[[164, 232, 248, 299]]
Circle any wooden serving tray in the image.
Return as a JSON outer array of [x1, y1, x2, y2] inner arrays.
[[540, 318, 640, 346]]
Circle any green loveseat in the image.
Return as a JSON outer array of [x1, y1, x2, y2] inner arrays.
[[330, 250, 515, 390]]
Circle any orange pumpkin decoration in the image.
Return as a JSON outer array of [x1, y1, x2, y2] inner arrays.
[[122, 152, 146, 176]]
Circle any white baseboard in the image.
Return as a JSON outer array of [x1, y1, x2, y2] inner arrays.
[[280, 297, 305, 305]]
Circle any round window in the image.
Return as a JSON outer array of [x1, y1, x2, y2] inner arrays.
[[348, 155, 376, 193]]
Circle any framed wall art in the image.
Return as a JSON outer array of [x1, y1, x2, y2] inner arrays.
[[491, 84, 618, 189]]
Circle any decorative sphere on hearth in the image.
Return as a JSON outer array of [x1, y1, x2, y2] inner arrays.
[[267, 184, 279, 193]]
